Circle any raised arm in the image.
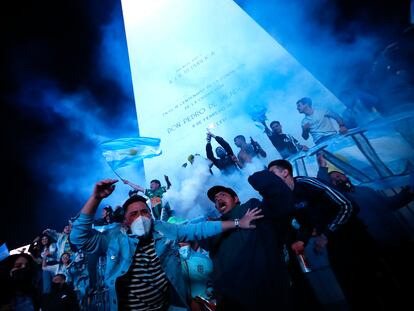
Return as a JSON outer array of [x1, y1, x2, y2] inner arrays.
[[70, 179, 118, 254], [43, 228, 61, 241], [261, 120, 272, 137], [206, 132, 219, 166], [164, 175, 172, 190], [123, 179, 145, 193], [215, 135, 235, 156], [80, 179, 118, 215]]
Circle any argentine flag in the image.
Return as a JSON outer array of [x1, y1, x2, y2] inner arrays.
[[100, 137, 162, 170], [0, 243, 9, 261]]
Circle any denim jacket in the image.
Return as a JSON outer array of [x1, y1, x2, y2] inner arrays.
[[70, 213, 222, 311]]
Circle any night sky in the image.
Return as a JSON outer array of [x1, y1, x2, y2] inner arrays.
[[2, 0, 412, 249]]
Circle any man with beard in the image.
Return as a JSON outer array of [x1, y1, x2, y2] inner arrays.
[[200, 180, 295, 311], [205, 131, 240, 174], [70, 179, 262, 311]]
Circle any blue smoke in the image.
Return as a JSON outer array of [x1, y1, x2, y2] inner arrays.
[[236, 0, 413, 107], [5, 0, 413, 248]]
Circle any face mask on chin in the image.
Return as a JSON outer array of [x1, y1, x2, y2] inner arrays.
[[130, 216, 152, 237]]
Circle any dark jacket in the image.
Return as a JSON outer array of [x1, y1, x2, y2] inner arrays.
[[206, 136, 238, 174], [291, 176, 357, 243], [41, 283, 79, 311], [201, 170, 295, 310], [317, 166, 414, 248]]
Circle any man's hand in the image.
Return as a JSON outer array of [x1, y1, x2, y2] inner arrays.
[[300, 145, 309, 152], [239, 208, 264, 229], [231, 155, 243, 168], [317, 153, 328, 168], [79, 179, 118, 216], [122, 180, 145, 192], [291, 241, 305, 255], [93, 179, 118, 200], [164, 175, 172, 189]]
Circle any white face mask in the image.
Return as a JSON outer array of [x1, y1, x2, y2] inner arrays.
[[130, 216, 152, 236]]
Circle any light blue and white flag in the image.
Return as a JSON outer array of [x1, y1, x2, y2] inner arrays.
[[100, 137, 162, 170], [0, 243, 9, 262]]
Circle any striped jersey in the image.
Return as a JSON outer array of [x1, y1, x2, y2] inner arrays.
[[117, 238, 170, 310]]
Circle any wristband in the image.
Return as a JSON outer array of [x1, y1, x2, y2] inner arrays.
[[234, 218, 240, 229]]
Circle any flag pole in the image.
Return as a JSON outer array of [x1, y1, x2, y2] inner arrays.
[[111, 168, 124, 182]]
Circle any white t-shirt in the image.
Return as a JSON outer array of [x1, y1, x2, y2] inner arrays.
[[301, 109, 337, 143]]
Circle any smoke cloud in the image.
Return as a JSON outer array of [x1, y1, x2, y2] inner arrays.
[[3, 0, 412, 248]]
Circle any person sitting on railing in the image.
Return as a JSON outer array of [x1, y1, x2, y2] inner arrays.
[[296, 97, 347, 145]]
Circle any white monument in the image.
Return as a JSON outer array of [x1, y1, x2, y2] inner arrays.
[[120, 0, 344, 182]]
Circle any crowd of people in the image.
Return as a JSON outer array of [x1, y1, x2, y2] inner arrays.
[[1, 95, 413, 311], [201, 95, 362, 172]]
